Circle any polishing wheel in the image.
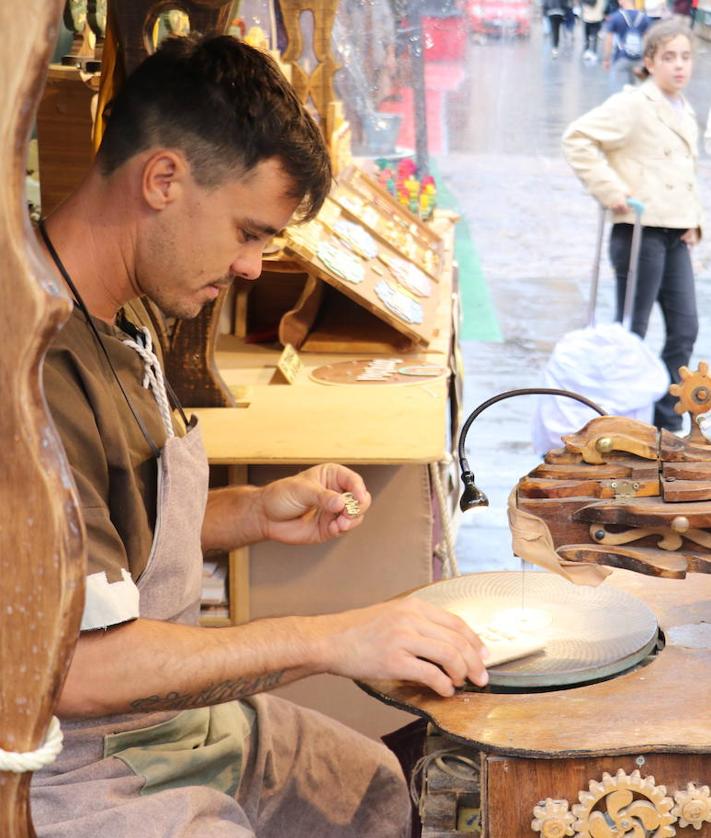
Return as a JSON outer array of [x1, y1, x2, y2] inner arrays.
[[410, 571, 659, 689]]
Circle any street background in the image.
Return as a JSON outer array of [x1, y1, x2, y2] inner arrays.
[[425, 22, 711, 573]]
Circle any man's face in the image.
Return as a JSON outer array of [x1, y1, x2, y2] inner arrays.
[[644, 34, 693, 96], [136, 157, 301, 319]]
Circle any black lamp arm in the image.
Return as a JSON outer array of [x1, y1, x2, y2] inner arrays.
[[458, 387, 607, 510]]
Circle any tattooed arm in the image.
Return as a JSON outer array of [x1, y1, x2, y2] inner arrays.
[[58, 599, 489, 718], [57, 616, 317, 717]]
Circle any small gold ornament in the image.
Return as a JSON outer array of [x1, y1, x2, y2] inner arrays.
[[671, 782, 711, 830], [572, 769, 675, 837], [531, 798, 575, 837], [341, 492, 361, 518]]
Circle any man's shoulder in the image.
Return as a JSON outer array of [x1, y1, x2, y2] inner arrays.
[[46, 306, 96, 374]]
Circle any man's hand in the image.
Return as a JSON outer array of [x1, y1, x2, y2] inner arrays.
[[258, 464, 371, 544], [311, 598, 490, 697], [681, 228, 699, 246], [202, 464, 371, 551]]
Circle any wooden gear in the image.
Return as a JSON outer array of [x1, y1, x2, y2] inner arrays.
[[670, 361, 711, 443]]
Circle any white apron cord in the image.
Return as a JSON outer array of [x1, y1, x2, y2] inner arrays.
[[122, 327, 175, 439], [0, 717, 63, 772], [429, 457, 460, 578]]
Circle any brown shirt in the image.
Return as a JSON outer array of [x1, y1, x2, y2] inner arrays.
[[43, 301, 172, 630]]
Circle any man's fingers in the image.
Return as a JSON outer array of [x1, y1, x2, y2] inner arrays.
[[398, 656, 456, 698], [411, 600, 487, 651], [315, 465, 371, 510], [412, 621, 489, 686]]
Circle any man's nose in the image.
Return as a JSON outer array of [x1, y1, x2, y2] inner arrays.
[[231, 251, 263, 281]]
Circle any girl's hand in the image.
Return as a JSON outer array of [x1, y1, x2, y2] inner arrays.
[[610, 196, 630, 214], [681, 228, 699, 246]]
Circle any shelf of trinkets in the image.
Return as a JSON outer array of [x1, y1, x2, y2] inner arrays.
[[282, 202, 441, 344], [330, 169, 444, 280]]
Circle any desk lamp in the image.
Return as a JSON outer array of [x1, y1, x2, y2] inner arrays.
[[457, 388, 607, 512]]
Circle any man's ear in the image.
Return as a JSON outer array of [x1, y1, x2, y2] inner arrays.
[[141, 150, 189, 210]]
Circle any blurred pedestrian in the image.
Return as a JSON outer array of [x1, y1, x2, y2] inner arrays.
[[581, 0, 607, 60], [602, 0, 651, 90], [563, 4, 578, 46], [562, 20, 702, 432], [644, 0, 668, 20], [544, 0, 574, 56], [690, 0, 699, 25]]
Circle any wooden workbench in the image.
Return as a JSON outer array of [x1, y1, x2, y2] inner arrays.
[[362, 570, 711, 835]]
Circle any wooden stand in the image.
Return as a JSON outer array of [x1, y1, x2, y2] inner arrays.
[[363, 570, 711, 835]]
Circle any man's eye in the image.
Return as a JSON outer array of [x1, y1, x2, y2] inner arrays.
[[240, 230, 259, 243]]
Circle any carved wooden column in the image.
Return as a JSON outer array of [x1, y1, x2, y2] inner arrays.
[[279, 0, 341, 139], [0, 2, 86, 835]]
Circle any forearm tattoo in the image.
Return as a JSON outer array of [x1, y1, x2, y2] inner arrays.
[[129, 670, 285, 712]]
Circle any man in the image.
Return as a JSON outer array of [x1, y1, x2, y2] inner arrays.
[[32, 33, 489, 836], [602, 0, 651, 91]]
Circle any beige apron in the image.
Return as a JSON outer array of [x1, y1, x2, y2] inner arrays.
[[32, 418, 258, 836]]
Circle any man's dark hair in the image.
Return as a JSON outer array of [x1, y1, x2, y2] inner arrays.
[[96, 34, 332, 221]]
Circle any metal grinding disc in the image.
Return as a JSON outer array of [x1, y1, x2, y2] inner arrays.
[[409, 571, 659, 689]]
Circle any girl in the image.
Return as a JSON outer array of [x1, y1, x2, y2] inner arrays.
[[562, 20, 703, 431]]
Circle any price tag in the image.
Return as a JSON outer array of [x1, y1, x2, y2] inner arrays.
[[273, 343, 302, 385]]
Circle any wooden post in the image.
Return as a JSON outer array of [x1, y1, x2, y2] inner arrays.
[[0, 2, 86, 835]]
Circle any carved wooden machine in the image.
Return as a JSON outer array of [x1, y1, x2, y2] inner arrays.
[[365, 370, 711, 837]]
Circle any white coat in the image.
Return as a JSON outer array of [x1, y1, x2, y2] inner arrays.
[[581, 0, 606, 25], [562, 78, 703, 231]]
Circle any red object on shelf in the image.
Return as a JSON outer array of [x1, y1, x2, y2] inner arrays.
[[422, 16, 467, 61]]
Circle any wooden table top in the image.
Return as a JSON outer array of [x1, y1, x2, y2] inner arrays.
[[189, 216, 458, 466], [361, 570, 711, 758]]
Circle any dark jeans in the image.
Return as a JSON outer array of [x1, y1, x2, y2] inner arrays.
[[549, 13, 563, 47], [610, 224, 697, 431], [584, 20, 601, 51]]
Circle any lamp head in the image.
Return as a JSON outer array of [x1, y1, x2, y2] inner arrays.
[[459, 470, 489, 512]]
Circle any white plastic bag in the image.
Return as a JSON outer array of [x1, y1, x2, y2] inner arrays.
[[531, 322, 670, 455]]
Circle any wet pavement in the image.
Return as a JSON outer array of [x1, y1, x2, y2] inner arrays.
[[433, 23, 711, 573]]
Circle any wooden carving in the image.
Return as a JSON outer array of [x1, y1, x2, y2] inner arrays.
[[671, 783, 711, 831], [0, 1, 86, 834], [531, 799, 575, 837], [571, 770, 675, 837], [513, 370, 711, 581], [142, 293, 237, 408], [109, 0, 232, 75], [279, 0, 340, 137]]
